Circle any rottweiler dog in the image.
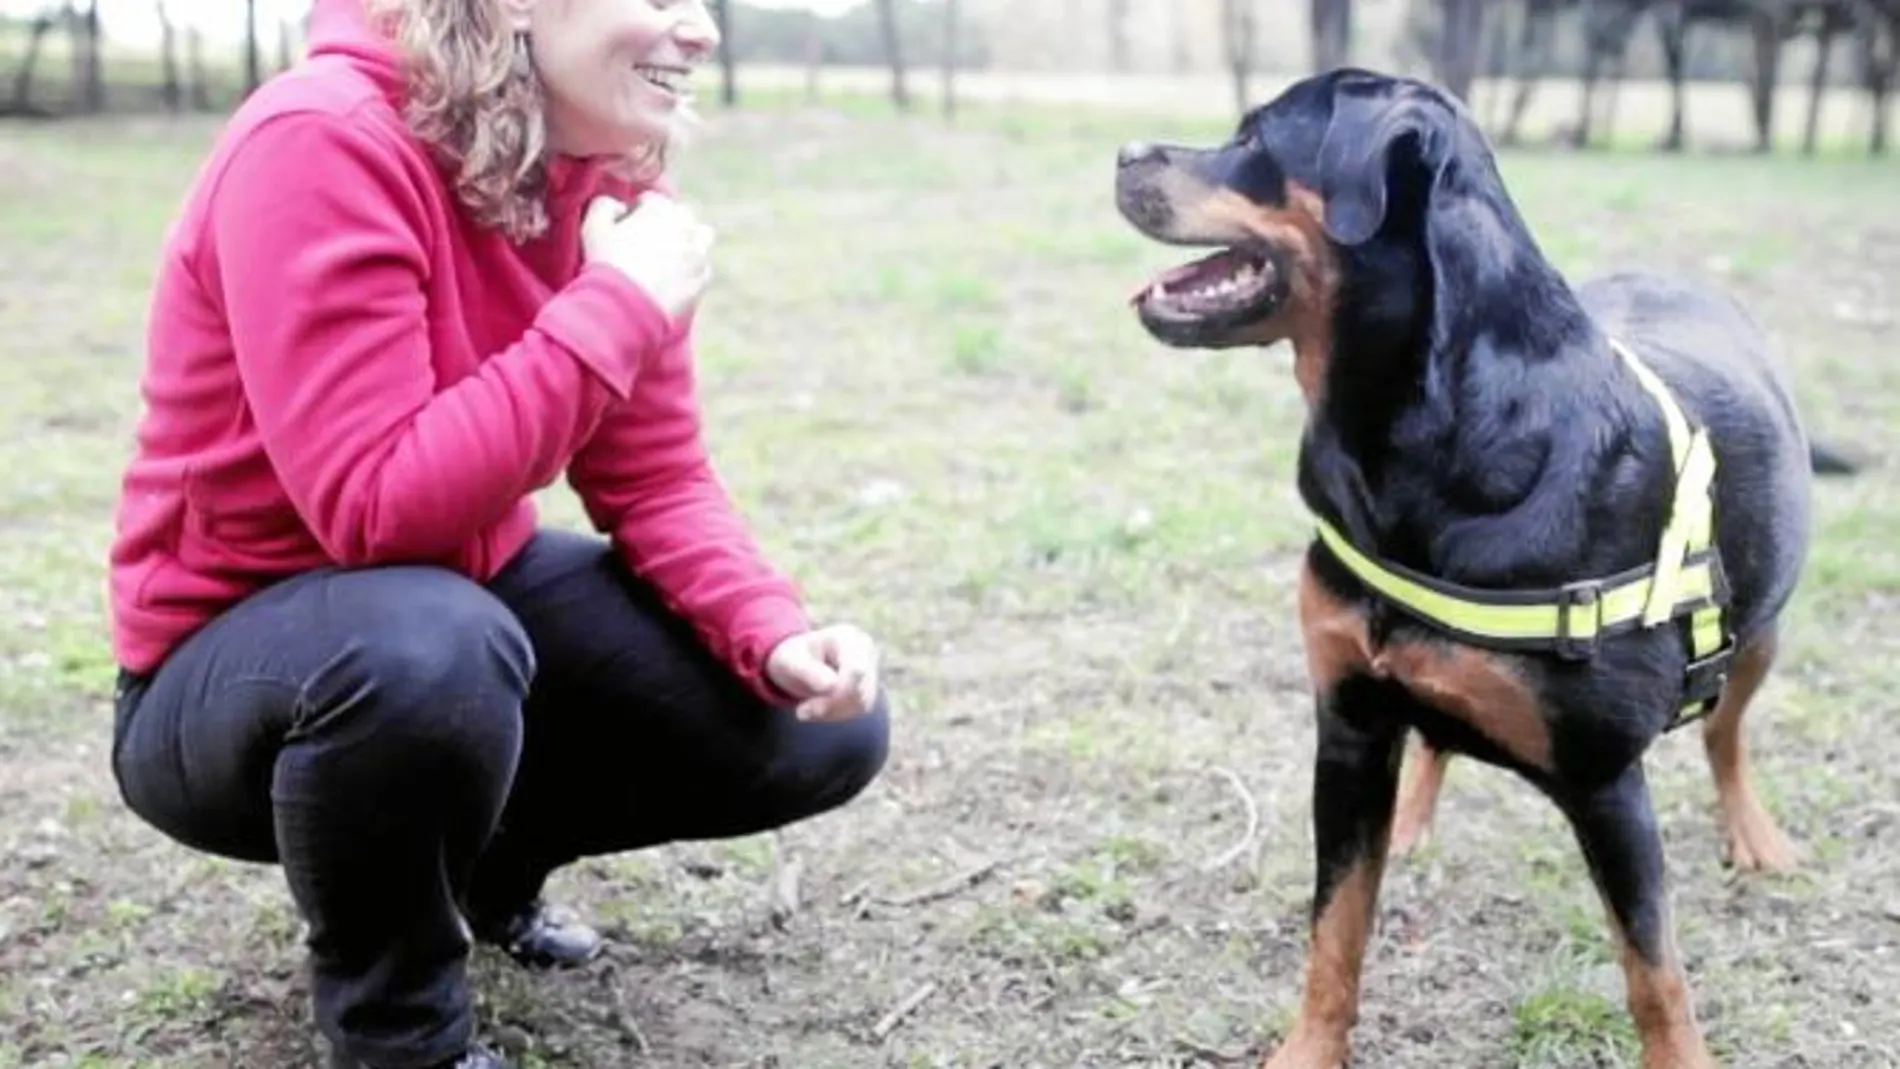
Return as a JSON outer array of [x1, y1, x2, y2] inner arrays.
[[1115, 67, 1855, 1068]]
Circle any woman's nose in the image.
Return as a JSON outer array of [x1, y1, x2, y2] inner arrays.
[[677, 2, 722, 59]]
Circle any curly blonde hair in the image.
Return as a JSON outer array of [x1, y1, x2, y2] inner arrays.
[[366, 0, 672, 243]]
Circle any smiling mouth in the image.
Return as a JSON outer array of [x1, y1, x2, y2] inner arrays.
[[1130, 245, 1285, 336], [635, 64, 690, 97]]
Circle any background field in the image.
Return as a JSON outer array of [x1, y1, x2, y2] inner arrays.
[[2, 84, 1898, 1068]]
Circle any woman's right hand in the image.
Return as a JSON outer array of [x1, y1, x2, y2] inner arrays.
[[582, 193, 714, 321]]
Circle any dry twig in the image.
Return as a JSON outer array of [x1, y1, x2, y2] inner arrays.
[[878, 859, 1002, 907], [1200, 765, 1260, 873], [770, 854, 803, 930], [871, 980, 939, 1040]]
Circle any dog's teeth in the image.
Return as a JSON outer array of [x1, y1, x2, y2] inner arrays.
[[1153, 282, 1170, 300]]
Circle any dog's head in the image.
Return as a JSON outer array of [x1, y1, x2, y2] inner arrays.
[[1116, 68, 1502, 359]]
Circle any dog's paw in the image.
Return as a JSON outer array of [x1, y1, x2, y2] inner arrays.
[[1722, 809, 1797, 874], [1260, 1036, 1348, 1069]]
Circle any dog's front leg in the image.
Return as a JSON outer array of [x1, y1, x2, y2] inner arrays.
[[1560, 761, 1716, 1069], [1262, 677, 1405, 1069]]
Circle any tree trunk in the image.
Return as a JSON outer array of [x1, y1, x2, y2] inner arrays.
[[1223, 0, 1256, 115], [243, 0, 262, 94], [156, 0, 181, 111], [714, 0, 736, 105], [1867, 14, 1896, 155], [7, 11, 57, 112], [1805, 21, 1836, 156], [802, 11, 822, 103], [187, 26, 209, 110], [1434, 0, 1484, 104], [71, 0, 105, 113], [1747, 12, 1783, 153], [940, 0, 959, 120], [1108, 0, 1131, 72], [1310, 0, 1351, 72], [876, 0, 909, 110]]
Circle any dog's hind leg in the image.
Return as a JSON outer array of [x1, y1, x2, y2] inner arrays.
[[1701, 627, 1797, 873], [1561, 762, 1717, 1069], [1262, 679, 1405, 1069], [1388, 732, 1449, 858]]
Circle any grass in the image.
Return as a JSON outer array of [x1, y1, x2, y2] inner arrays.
[[1, 87, 1898, 1069]]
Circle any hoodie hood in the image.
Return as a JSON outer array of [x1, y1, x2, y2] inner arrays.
[[302, 0, 406, 97]]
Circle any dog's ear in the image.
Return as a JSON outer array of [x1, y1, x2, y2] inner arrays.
[[1314, 84, 1452, 247]]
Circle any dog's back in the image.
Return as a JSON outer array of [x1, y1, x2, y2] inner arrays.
[[1575, 269, 1813, 642]]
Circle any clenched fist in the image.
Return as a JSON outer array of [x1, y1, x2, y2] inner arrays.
[[582, 192, 714, 321], [766, 624, 882, 723]]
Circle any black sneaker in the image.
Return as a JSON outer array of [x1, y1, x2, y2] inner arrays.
[[472, 899, 603, 970]]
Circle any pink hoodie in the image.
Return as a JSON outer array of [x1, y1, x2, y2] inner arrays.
[[106, 0, 810, 699]]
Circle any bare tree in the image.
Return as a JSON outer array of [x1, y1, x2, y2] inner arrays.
[[941, 0, 961, 120], [1859, 0, 1900, 153], [1172, 0, 1192, 72], [713, 0, 736, 105], [1800, 2, 1855, 154], [1311, 0, 1352, 71], [803, 10, 823, 102], [155, 0, 182, 110], [876, 0, 909, 110], [1434, 0, 1486, 102], [71, 0, 104, 112], [1223, 0, 1258, 114], [6, 4, 62, 115], [241, 0, 261, 94], [1109, 0, 1131, 71]]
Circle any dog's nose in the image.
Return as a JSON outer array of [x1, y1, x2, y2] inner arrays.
[[1118, 141, 1163, 168]]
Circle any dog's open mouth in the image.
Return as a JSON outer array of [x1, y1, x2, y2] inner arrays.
[[1130, 245, 1287, 341]]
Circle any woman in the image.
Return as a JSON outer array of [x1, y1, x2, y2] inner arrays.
[[105, 0, 891, 1064]]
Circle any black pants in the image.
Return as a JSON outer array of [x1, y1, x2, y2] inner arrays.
[[109, 529, 890, 1068]]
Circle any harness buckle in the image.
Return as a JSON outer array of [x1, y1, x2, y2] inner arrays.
[[1672, 638, 1736, 730], [1553, 579, 1605, 661]]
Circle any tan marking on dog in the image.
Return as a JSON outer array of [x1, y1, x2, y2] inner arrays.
[[1191, 183, 1342, 407], [1260, 856, 1386, 1069], [1370, 641, 1554, 771], [1299, 563, 1555, 772], [1586, 887, 1717, 1069], [1700, 629, 1797, 873], [1389, 733, 1451, 857], [1298, 560, 1375, 694]]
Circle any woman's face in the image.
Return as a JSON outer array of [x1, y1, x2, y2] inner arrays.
[[513, 0, 719, 159]]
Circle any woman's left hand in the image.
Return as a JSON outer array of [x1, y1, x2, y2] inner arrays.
[[766, 624, 881, 722]]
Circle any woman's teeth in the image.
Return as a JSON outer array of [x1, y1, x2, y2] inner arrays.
[[635, 66, 685, 94]]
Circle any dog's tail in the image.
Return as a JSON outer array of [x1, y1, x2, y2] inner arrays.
[[1810, 439, 1861, 476]]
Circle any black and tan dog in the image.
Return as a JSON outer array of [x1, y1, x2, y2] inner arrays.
[[1115, 68, 1855, 1069]]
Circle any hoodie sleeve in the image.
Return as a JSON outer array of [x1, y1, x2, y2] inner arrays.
[[205, 107, 680, 567], [565, 331, 812, 704]]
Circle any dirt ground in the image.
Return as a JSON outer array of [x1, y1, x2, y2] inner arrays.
[[1, 89, 1897, 1069]]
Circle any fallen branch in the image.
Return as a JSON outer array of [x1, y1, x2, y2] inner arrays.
[[770, 854, 804, 930], [878, 859, 1002, 908], [1199, 766, 1260, 873], [871, 980, 938, 1040]]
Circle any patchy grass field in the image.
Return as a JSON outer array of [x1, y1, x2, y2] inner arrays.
[[1, 94, 1897, 1069]]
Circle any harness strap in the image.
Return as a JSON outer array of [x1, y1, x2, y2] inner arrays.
[[1309, 339, 1733, 729]]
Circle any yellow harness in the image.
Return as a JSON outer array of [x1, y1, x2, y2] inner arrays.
[[1310, 340, 1733, 729]]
